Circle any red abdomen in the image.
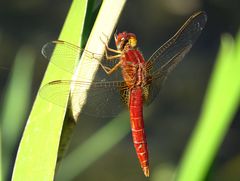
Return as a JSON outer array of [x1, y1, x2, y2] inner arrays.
[[129, 87, 149, 177]]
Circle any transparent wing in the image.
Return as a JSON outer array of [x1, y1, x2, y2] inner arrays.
[[147, 11, 207, 74], [144, 11, 207, 105], [41, 40, 122, 80], [40, 79, 129, 117], [41, 40, 127, 117], [144, 45, 192, 105], [42, 40, 88, 73]]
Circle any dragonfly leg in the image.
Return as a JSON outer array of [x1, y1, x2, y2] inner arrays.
[[105, 45, 121, 54], [105, 54, 121, 60], [100, 60, 122, 75], [100, 33, 122, 54], [100, 38, 121, 60]]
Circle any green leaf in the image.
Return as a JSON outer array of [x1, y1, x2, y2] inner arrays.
[[177, 32, 240, 181], [11, 1, 89, 180]]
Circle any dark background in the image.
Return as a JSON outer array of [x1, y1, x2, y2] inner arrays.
[[0, 0, 239, 180]]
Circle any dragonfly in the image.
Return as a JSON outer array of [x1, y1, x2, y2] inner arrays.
[[41, 11, 207, 177]]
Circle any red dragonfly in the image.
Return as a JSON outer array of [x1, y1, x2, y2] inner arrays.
[[41, 11, 207, 177]]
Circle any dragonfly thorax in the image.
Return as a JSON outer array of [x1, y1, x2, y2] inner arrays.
[[121, 49, 148, 89]]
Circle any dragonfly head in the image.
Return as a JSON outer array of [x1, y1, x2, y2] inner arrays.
[[114, 31, 137, 51]]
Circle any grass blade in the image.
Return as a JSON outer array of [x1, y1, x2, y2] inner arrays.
[[1, 46, 35, 181], [12, 0, 89, 180], [177, 32, 240, 181]]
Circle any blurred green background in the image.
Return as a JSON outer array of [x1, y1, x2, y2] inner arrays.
[[0, 0, 239, 181]]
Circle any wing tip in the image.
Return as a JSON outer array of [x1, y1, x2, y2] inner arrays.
[[193, 11, 208, 24]]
